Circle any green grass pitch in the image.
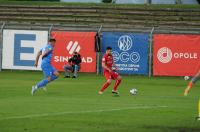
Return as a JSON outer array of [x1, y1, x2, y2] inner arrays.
[[0, 70, 200, 132]]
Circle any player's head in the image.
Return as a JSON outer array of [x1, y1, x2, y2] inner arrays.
[[73, 52, 78, 57], [49, 38, 56, 46], [106, 46, 112, 55], [74, 51, 81, 57]]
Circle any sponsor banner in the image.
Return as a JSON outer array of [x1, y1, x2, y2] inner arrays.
[[2, 30, 48, 70], [102, 32, 149, 75], [51, 31, 96, 72], [153, 34, 200, 76]]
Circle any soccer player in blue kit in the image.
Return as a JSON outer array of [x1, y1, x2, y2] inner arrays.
[[31, 38, 59, 95]]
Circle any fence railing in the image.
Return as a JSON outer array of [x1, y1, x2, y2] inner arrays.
[[0, 22, 200, 75]]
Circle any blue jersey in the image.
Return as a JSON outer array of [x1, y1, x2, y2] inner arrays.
[[40, 44, 53, 66]]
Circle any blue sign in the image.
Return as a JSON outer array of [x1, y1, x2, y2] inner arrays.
[[102, 32, 149, 75]]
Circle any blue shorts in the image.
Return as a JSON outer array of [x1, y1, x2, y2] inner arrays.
[[41, 63, 57, 78]]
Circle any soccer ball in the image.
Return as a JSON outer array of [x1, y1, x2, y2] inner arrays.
[[184, 76, 190, 81], [130, 88, 137, 95]]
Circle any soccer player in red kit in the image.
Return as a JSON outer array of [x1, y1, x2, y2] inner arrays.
[[184, 69, 200, 96], [99, 46, 122, 95]]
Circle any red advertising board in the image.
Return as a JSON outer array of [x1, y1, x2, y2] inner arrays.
[[153, 34, 200, 76], [51, 31, 96, 72]]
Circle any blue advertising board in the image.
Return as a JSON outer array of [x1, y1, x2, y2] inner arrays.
[[102, 32, 149, 75]]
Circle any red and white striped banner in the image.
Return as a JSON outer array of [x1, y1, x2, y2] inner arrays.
[[51, 31, 96, 72]]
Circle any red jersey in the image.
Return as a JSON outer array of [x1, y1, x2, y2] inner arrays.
[[102, 54, 113, 72]]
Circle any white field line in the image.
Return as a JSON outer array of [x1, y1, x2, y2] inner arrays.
[[1, 105, 168, 120]]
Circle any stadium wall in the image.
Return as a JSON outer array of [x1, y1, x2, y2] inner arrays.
[[0, 28, 200, 76], [0, 4, 200, 76]]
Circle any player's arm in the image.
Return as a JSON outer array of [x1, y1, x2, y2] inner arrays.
[[41, 48, 51, 59], [68, 57, 73, 65], [75, 55, 82, 65], [78, 54, 82, 64], [102, 61, 112, 72], [112, 62, 119, 71], [34, 50, 42, 67]]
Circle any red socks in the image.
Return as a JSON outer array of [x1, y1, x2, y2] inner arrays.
[[100, 79, 121, 92], [100, 82, 110, 92], [188, 82, 193, 89], [113, 79, 121, 91]]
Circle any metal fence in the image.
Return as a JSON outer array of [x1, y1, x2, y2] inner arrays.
[[0, 21, 200, 76]]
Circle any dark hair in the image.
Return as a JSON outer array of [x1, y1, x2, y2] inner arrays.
[[106, 46, 112, 50], [49, 38, 56, 42]]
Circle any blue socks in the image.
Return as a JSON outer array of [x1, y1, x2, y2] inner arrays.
[[51, 75, 58, 81], [36, 75, 58, 89], [37, 79, 49, 88]]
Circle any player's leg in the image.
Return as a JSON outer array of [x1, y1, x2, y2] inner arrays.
[[184, 70, 200, 96], [63, 65, 71, 78], [99, 72, 112, 94], [39, 65, 59, 84], [49, 66, 59, 81], [32, 65, 59, 95], [112, 72, 122, 94], [31, 67, 51, 95], [72, 65, 78, 78], [52, 71, 59, 80], [37, 69, 59, 92], [99, 79, 112, 95]]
